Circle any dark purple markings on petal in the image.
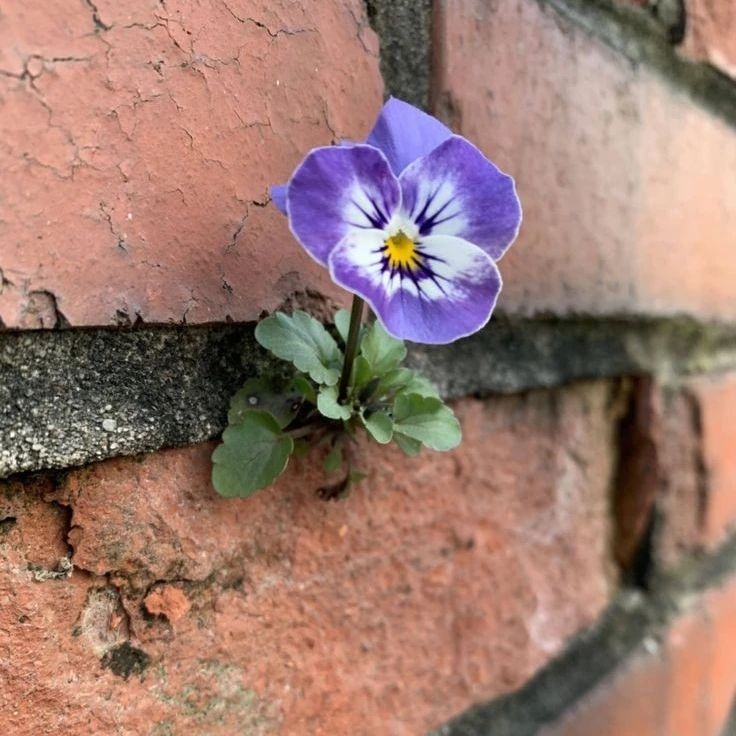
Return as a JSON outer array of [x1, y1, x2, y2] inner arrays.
[[415, 193, 458, 236], [370, 238, 451, 300], [365, 97, 454, 175], [400, 246, 450, 299], [411, 181, 445, 230], [399, 135, 522, 261], [286, 144, 400, 265], [329, 232, 501, 345], [348, 191, 391, 230], [352, 231, 447, 299]]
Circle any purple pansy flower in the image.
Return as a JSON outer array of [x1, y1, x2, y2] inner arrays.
[[271, 98, 522, 345]]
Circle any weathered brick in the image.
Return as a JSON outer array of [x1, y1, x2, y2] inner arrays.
[[612, 373, 736, 574], [434, 0, 736, 320], [542, 573, 736, 736], [650, 384, 704, 567], [687, 372, 736, 548], [1, 383, 619, 735], [682, 0, 736, 79], [613, 378, 703, 572], [0, 0, 382, 328]]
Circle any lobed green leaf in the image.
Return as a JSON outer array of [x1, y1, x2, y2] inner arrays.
[[361, 410, 393, 444], [402, 372, 440, 399], [212, 410, 294, 497], [255, 311, 342, 386], [393, 433, 423, 457], [360, 320, 407, 375], [290, 374, 317, 405], [334, 308, 352, 346], [392, 393, 461, 451], [228, 377, 302, 429], [352, 354, 373, 392], [316, 385, 352, 421]]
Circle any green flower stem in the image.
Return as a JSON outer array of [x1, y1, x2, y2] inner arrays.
[[338, 295, 365, 403]]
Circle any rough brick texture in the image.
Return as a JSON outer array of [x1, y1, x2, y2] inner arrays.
[[542, 573, 736, 736], [0, 385, 619, 735], [687, 373, 736, 549], [4, 0, 736, 734], [434, 0, 736, 320], [611, 372, 736, 574], [0, 0, 381, 328]]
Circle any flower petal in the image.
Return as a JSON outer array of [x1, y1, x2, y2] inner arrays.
[[328, 231, 501, 345], [399, 136, 522, 261], [287, 145, 400, 265], [270, 184, 288, 215], [270, 139, 356, 217], [365, 97, 454, 175]]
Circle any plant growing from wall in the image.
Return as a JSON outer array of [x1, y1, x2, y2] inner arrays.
[[212, 98, 522, 499]]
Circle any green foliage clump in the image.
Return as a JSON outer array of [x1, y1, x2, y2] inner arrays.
[[212, 310, 460, 499]]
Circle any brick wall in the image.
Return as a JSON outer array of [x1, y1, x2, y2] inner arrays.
[[1, 1, 736, 734]]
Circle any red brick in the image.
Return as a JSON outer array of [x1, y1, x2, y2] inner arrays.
[[434, 0, 736, 320], [687, 373, 736, 548], [612, 373, 736, 572], [650, 385, 705, 567], [665, 610, 712, 735], [544, 573, 736, 736], [682, 0, 736, 79], [143, 584, 191, 624], [614, 379, 703, 570], [0, 476, 68, 570], [0, 0, 382, 328], [1, 383, 619, 735]]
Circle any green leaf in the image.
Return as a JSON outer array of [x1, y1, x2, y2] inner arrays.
[[334, 308, 351, 345], [393, 433, 422, 457], [376, 367, 413, 395], [376, 368, 439, 400], [358, 377, 381, 404], [360, 321, 407, 375], [228, 378, 302, 429], [316, 385, 352, 421], [255, 311, 342, 386], [323, 443, 343, 473], [361, 410, 393, 444], [403, 372, 440, 398], [290, 374, 317, 405], [352, 355, 373, 390], [212, 410, 294, 497], [392, 393, 462, 451]]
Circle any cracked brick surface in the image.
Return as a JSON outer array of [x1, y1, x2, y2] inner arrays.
[[0, 385, 619, 735], [0, 0, 382, 328]]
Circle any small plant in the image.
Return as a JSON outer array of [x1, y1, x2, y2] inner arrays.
[[212, 98, 522, 499]]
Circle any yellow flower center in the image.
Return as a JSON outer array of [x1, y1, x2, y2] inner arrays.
[[384, 231, 419, 271]]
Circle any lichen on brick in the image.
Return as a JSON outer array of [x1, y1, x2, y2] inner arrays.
[[101, 641, 151, 680]]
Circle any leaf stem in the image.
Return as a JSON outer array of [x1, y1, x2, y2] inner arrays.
[[286, 422, 324, 439], [338, 295, 365, 403]]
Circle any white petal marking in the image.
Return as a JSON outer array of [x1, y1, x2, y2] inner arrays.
[[408, 178, 468, 238]]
